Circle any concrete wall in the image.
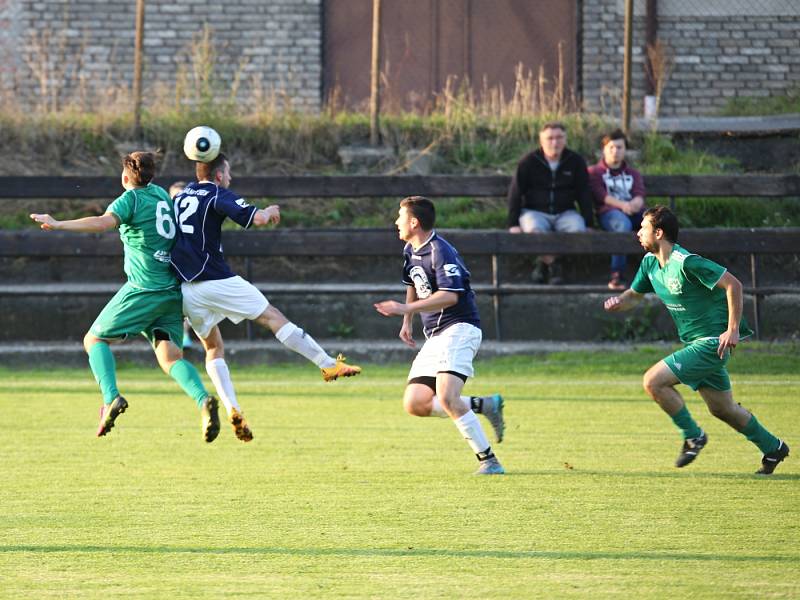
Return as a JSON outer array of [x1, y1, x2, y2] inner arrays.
[[0, 0, 322, 112], [582, 0, 800, 117]]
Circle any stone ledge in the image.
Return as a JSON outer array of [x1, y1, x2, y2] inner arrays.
[[635, 113, 800, 134], [0, 339, 674, 367]]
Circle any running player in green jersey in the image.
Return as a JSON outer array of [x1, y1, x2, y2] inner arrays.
[[604, 206, 789, 474], [30, 152, 220, 442]]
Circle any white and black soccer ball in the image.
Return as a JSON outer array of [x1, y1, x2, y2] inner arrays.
[[183, 126, 221, 163]]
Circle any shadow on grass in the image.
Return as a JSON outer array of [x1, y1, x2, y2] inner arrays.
[[506, 470, 800, 481], [0, 545, 796, 563]]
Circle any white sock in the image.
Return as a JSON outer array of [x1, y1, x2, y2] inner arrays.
[[453, 410, 491, 455], [205, 358, 240, 416], [430, 395, 470, 418], [275, 322, 335, 368]]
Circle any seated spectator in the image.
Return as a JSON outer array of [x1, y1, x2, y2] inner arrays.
[[507, 122, 594, 284], [588, 129, 646, 290]]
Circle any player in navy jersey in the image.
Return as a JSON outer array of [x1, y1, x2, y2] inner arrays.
[[375, 196, 505, 475], [170, 153, 361, 442]]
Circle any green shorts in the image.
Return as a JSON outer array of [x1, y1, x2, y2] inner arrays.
[[663, 338, 731, 392], [90, 282, 184, 348]]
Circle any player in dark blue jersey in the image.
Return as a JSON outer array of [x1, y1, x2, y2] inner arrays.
[[170, 153, 361, 441], [375, 196, 505, 475]]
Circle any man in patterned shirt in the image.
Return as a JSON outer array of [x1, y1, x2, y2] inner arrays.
[[31, 152, 220, 442], [375, 196, 505, 475], [604, 206, 789, 474]]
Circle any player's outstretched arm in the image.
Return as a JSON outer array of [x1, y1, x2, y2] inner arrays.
[[30, 212, 118, 233], [603, 288, 644, 312], [252, 205, 280, 227]]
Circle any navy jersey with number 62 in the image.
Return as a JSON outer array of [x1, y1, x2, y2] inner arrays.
[[169, 182, 257, 282], [402, 231, 480, 337]]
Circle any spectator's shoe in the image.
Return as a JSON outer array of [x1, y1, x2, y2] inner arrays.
[[201, 396, 220, 443], [474, 456, 505, 475], [321, 354, 362, 382], [96, 396, 128, 437], [675, 431, 708, 467], [229, 408, 253, 442], [756, 440, 789, 475], [548, 261, 564, 285], [608, 272, 627, 291], [531, 261, 549, 284], [482, 394, 506, 443]]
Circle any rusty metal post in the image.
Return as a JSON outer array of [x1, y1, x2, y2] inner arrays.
[[132, 0, 145, 139], [622, 0, 634, 134], [492, 254, 502, 340], [369, 0, 382, 146]]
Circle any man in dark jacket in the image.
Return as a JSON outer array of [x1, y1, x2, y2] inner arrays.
[[507, 122, 593, 283]]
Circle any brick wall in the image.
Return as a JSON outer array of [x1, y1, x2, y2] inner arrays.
[[0, 0, 322, 112], [0, 0, 22, 100], [3, 1, 799, 118], [582, 1, 800, 117]]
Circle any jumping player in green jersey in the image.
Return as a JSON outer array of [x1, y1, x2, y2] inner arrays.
[[604, 206, 789, 474], [30, 152, 220, 442]]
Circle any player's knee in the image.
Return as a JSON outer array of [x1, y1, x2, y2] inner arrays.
[[202, 336, 223, 358], [707, 400, 735, 421], [436, 392, 461, 413], [257, 305, 288, 332], [402, 391, 431, 416], [707, 404, 726, 419], [402, 394, 422, 416], [642, 372, 659, 396], [155, 341, 182, 373], [83, 332, 100, 353]]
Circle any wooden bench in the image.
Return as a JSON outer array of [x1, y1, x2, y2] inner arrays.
[[2, 174, 799, 338], [2, 227, 798, 339], [1, 174, 799, 199]]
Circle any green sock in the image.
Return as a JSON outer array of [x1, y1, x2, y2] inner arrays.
[[670, 405, 703, 440], [741, 414, 780, 454], [169, 359, 209, 407], [88, 342, 119, 405]]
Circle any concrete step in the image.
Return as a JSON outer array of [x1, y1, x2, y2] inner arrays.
[[636, 113, 800, 134], [2, 287, 798, 342]]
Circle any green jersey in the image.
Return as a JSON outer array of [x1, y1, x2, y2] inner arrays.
[[106, 183, 178, 290], [631, 243, 753, 343]]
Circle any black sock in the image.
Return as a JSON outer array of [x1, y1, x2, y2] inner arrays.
[[476, 448, 494, 462], [470, 396, 484, 413]]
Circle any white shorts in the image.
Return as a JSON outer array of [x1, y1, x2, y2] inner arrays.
[[181, 276, 269, 339], [407, 322, 482, 381]]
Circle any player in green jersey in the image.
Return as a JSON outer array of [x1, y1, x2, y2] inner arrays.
[[604, 206, 789, 474], [30, 152, 220, 442]]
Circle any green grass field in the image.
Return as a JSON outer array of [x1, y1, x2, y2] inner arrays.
[[1, 347, 798, 598]]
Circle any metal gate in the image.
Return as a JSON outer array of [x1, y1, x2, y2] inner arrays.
[[323, 0, 578, 111]]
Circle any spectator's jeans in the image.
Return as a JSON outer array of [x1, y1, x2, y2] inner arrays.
[[599, 209, 644, 274], [519, 209, 586, 233]]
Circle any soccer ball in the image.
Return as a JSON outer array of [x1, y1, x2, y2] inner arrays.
[[183, 126, 221, 163]]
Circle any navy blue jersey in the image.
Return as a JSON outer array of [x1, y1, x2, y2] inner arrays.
[[402, 232, 481, 337], [169, 182, 257, 282]]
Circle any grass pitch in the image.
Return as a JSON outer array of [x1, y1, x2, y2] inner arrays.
[[1, 346, 798, 598]]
